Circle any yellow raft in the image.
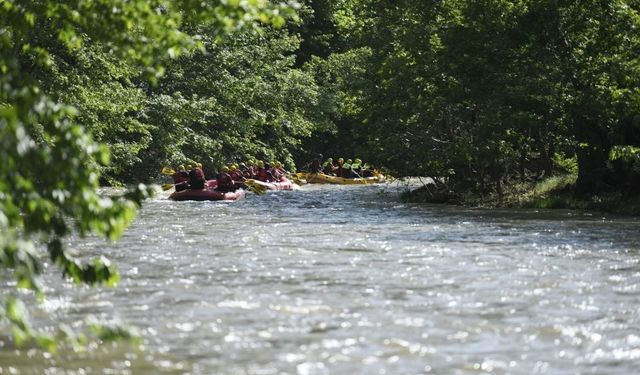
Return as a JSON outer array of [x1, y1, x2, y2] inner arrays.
[[296, 172, 387, 185]]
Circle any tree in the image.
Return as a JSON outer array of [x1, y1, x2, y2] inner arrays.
[[137, 26, 320, 177], [1, 0, 296, 349], [310, 0, 640, 196]]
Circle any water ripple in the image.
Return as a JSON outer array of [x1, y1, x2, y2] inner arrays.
[[3, 183, 640, 374]]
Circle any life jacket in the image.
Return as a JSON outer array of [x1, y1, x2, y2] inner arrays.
[[270, 168, 282, 180], [172, 171, 189, 184], [189, 168, 206, 189], [350, 163, 361, 177], [323, 163, 334, 175], [246, 166, 256, 178], [311, 159, 322, 173], [230, 170, 243, 181], [240, 166, 252, 179], [216, 172, 233, 186], [215, 172, 234, 191], [341, 163, 352, 178], [276, 167, 287, 180], [256, 167, 272, 182]]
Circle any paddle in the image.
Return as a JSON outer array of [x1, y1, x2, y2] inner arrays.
[[161, 183, 175, 191], [162, 166, 176, 175], [285, 172, 305, 185], [243, 179, 268, 195]]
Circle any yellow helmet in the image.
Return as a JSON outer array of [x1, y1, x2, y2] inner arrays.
[[346, 159, 352, 164], [257, 160, 264, 167], [355, 159, 361, 164], [338, 158, 344, 164], [186, 164, 192, 170], [178, 165, 185, 171], [222, 166, 229, 173]]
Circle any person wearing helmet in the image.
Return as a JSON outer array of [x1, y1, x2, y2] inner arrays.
[[360, 161, 373, 177], [171, 165, 189, 184], [172, 164, 190, 191], [247, 159, 258, 177], [239, 163, 251, 179], [311, 154, 323, 173], [322, 157, 335, 175], [351, 158, 362, 177], [269, 161, 285, 181], [273, 161, 287, 180], [188, 164, 206, 189], [256, 160, 273, 182], [215, 166, 235, 192], [342, 159, 353, 178], [335, 158, 345, 177], [230, 164, 244, 182]]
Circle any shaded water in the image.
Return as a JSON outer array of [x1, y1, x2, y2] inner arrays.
[[2, 182, 640, 374]]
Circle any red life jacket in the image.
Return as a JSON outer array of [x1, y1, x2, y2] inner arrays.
[[194, 168, 205, 180], [216, 172, 234, 188], [189, 168, 206, 189], [230, 171, 243, 181], [172, 171, 189, 184], [257, 168, 271, 182], [270, 168, 282, 180]]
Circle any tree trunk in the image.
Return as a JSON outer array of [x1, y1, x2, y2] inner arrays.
[[574, 118, 611, 195]]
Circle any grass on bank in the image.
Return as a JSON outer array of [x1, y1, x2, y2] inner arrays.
[[403, 174, 640, 216]]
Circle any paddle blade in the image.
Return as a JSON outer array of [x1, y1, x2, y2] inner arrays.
[[245, 180, 268, 196], [162, 166, 176, 176], [287, 173, 305, 185], [161, 183, 174, 191]]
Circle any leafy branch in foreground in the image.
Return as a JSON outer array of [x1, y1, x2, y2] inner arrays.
[[1, 0, 298, 350]]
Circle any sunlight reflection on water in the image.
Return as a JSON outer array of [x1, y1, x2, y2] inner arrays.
[[2, 181, 640, 374]]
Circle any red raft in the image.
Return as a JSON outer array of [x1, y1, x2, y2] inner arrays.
[[169, 187, 245, 201]]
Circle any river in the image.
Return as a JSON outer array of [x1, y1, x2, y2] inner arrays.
[[2, 182, 640, 374]]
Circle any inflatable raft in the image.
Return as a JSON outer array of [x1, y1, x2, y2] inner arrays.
[[169, 187, 245, 201], [296, 172, 386, 185]]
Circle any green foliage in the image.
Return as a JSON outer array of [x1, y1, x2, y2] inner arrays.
[[553, 153, 579, 175], [308, 0, 640, 195], [610, 145, 640, 164], [1, 0, 299, 351], [134, 26, 320, 176]]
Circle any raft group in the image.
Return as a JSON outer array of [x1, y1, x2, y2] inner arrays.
[[313, 156, 376, 178], [299, 154, 387, 185], [163, 157, 387, 201]]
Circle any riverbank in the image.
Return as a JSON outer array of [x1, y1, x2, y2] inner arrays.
[[402, 174, 640, 216]]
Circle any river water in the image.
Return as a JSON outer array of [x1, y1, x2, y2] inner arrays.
[[2, 182, 640, 374]]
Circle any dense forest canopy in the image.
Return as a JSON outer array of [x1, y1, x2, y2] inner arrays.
[[302, 0, 640, 196], [1, 0, 640, 346]]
